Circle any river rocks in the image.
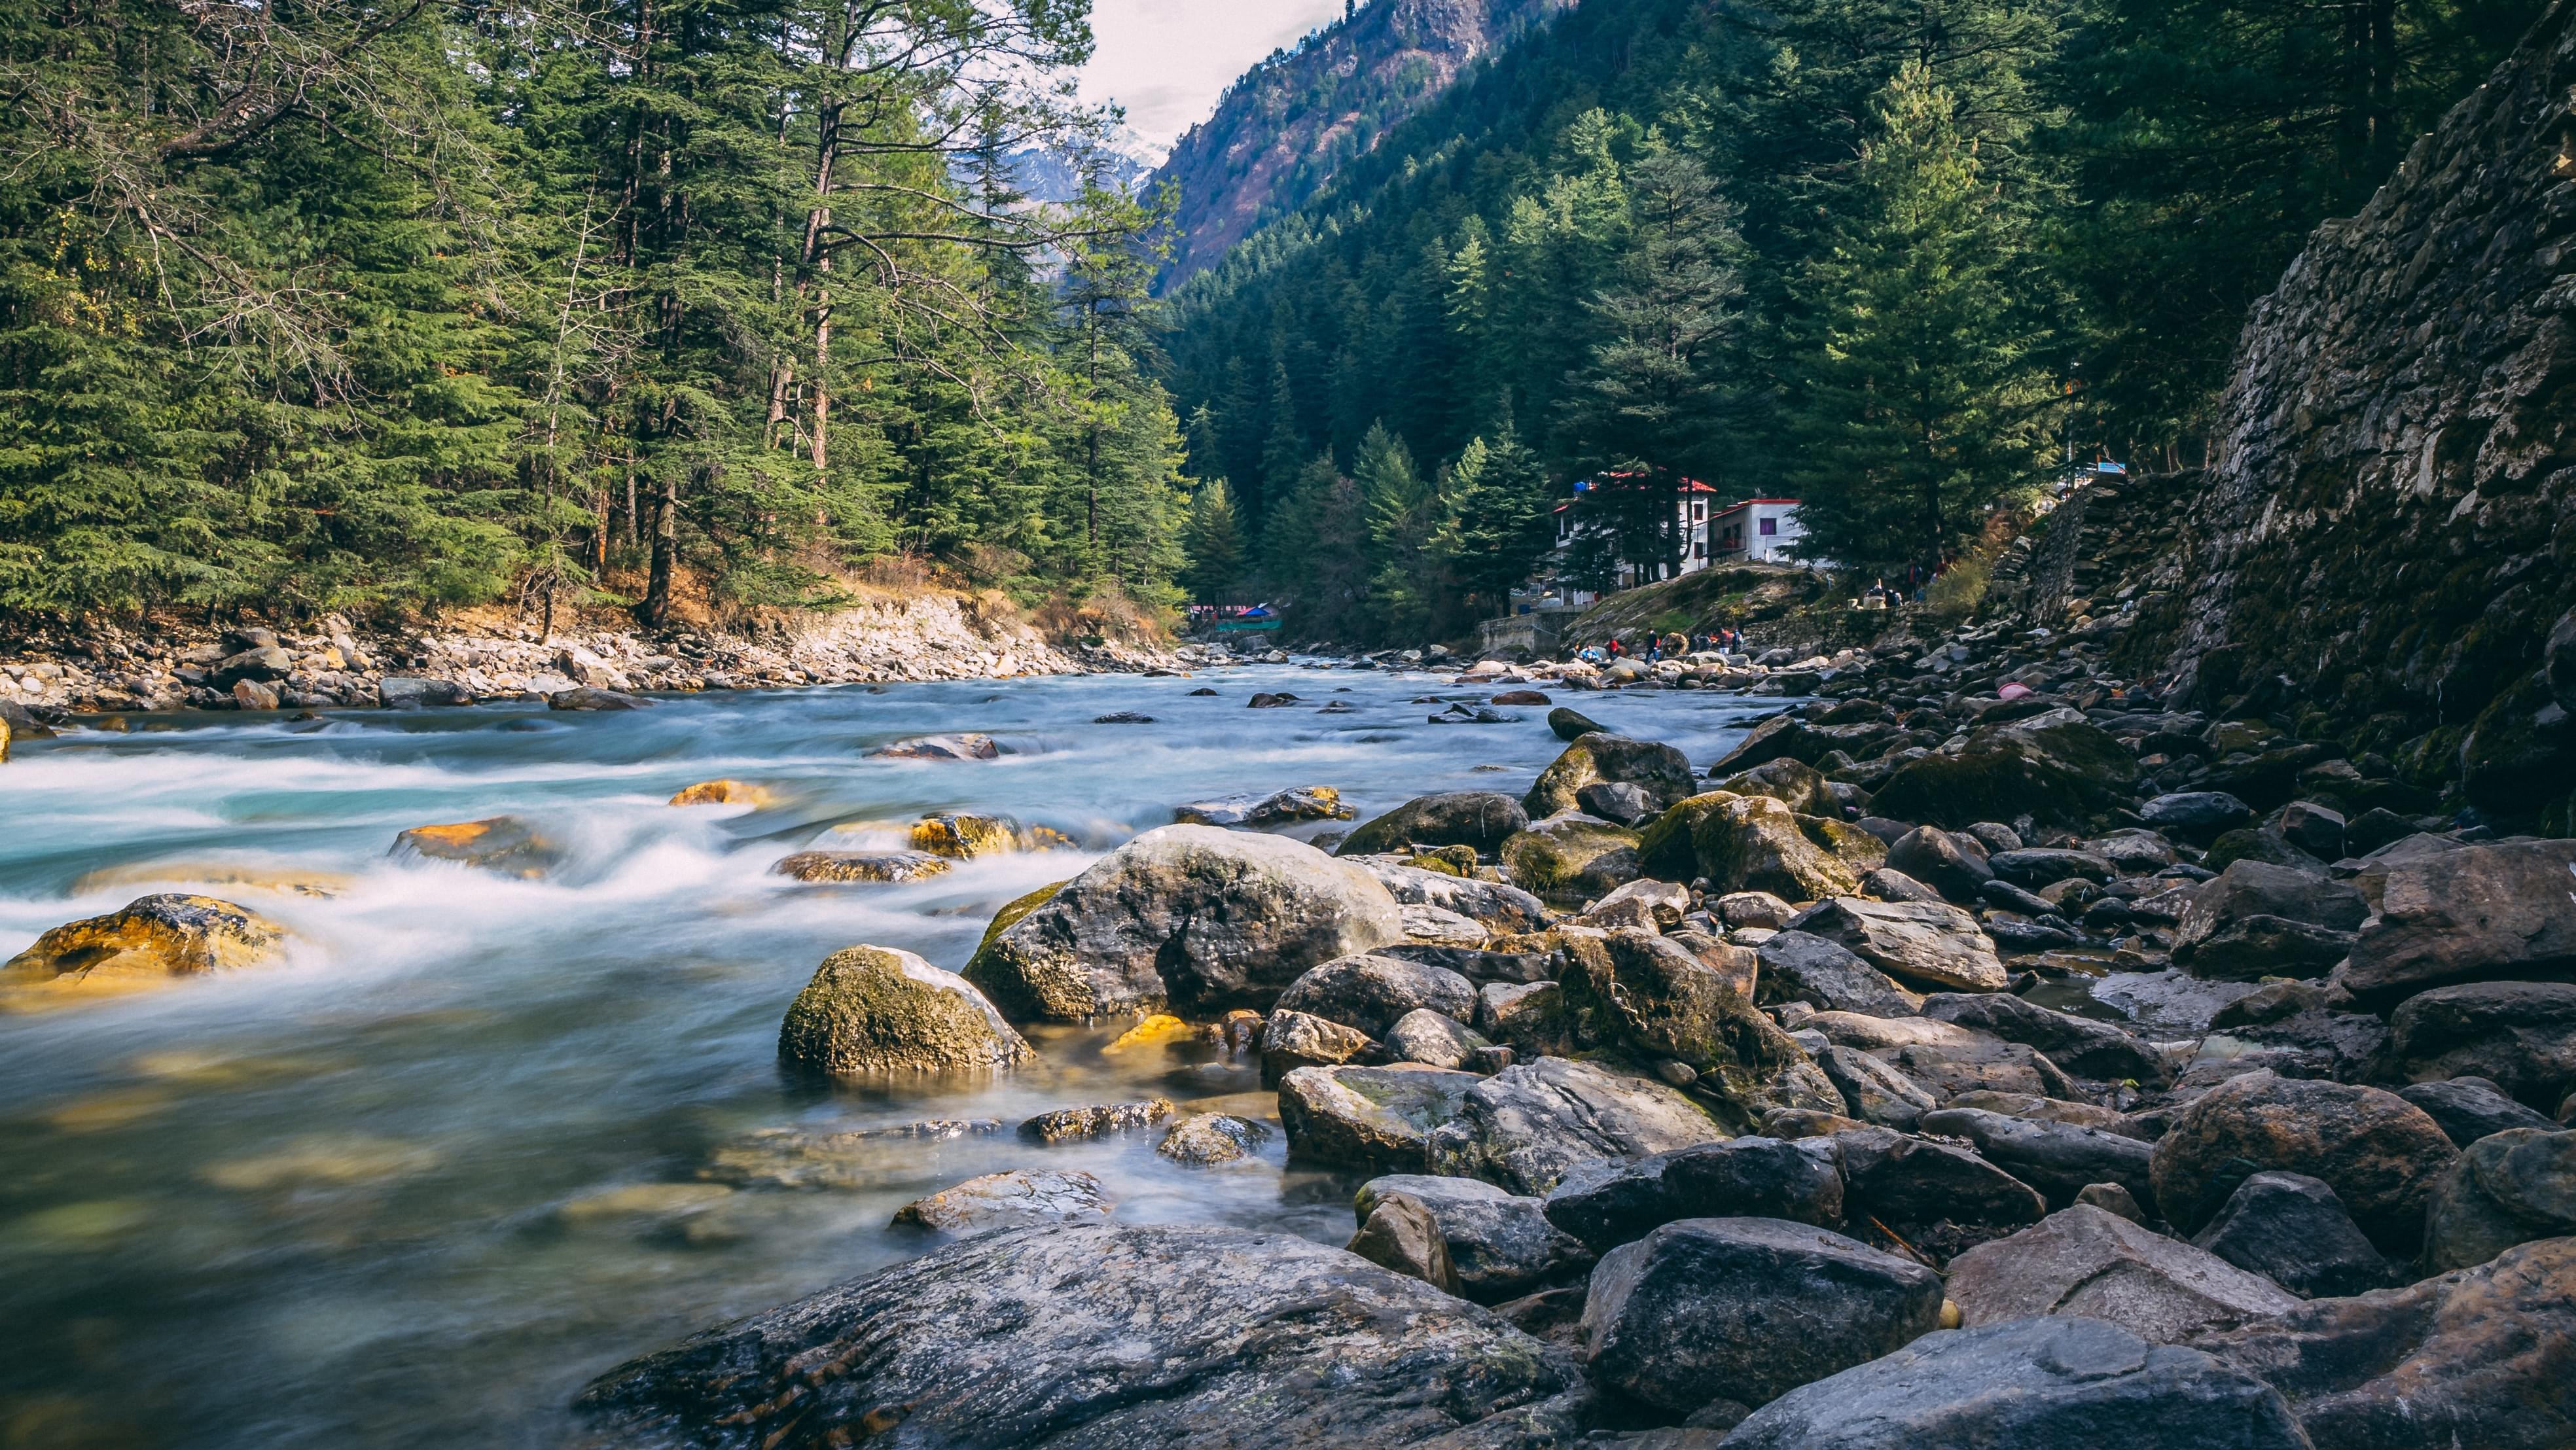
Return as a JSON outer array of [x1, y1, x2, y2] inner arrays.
[[1475, 980, 1569, 1057], [1709, 756, 1836, 816], [965, 824, 1404, 1020], [1355, 1175, 1594, 1304], [908, 813, 1044, 858], [1816, 1044, 1939, 1127], [1834, 1125, 2047, 1231], [2149, 1069, 2458, 1254], [1725, 1315, 2309, 1450], [1345, 1190, 1461, 1293], [1172, 785, 1354, 827], [391, 815, 560, 877], [2343, 839, 2576, 1002], [1922, 992, 2167, 1084], [1425, 1056, 1723, 1195], [778, 946, 1031, 1077], [1874, 1037, 2078, 1103], [1985, 847, 2115, 889], [549, 686, 648, 711], [1274, 953, 1477, 1038], [1522, 732, 1696, 818], [1754, 931, 1922, 1017], [2140, 790, 2257, 843], [0, 894, 285, 1000], [892, 1169, 1112, 1232], [1156, 1112, 1271, 1165], [376, 675, 473, 708], [1883, 826, 1992, 904], [774, 848, 952, 883], [1498, 812, 1641, 898], [2171, 860, 2367, 981], [1697, 794, 1873, 901], [1020, 1099, 1174, 1142], [1554, 930, 1840, 1131], [1575, 780, 1664, 825], [1260, 1008, 1374, 1083], [1362, 862, 1549, 932], [576, 1222, 1581, 1447], [873, 732, 1001, 760], [1582, 877, 1689, 928], [2387, 981, 2576, 1110], [1867, 715, 2137, 830], [2396, 1076, 2560, 1146], [1785, 898, 2006, 992], [1581, 1217, 1944, 1414], [2421, 1127, 2576, 1271], [1541, 1137, 1844, 1252], [1947, 1205, 2297, 1343], [668, 779, 768, 807], [1547, 706, 1608, 741], [1916, 1108, 2155, 1208], [1278, 1064, 1478, 1169], [2196, 1237, 2576, 1450], [1338, 791, 1529, 857], [1386, 1007, 1490, 1069], [2190, 1172, 2390, 1298]]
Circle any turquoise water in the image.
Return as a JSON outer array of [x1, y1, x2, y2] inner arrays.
[[0, 666, 1773, 1448]]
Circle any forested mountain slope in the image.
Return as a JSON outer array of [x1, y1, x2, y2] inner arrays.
[[1151, 0, 1572, 287]]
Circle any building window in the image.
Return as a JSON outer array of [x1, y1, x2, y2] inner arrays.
[[1759, 518, 1778, 536], [1692, 501, 1706, 520], [1693, 540, 1708, 559]]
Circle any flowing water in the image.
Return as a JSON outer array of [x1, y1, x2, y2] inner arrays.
[[0, 665, 1774, 1449]]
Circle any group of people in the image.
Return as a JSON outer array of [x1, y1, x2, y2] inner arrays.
[[1579, 626, 1747, 667]]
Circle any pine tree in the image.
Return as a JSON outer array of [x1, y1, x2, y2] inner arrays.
[[1787, 64, 2054, 576], [1357, 421, 1439, 643], [1181, 478, 1247, 603], [1431, 418, 1557, 619]]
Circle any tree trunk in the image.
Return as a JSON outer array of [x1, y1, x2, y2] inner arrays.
[[643, 467, 682, 626]]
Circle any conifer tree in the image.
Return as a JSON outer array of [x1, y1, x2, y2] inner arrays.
[[1181, 479, 1246, 603]]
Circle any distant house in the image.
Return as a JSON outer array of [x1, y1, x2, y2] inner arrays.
[[1706, 498, 1805, 563], [1552, 476, 1726, 586]]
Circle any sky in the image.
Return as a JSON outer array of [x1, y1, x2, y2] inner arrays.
[[1077, 0, 1351, 157]]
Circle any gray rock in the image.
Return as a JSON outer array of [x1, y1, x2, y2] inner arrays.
[[1553, 930, 1843, 1133], [1754, 930, 1923, 1017], [1356, 1175, 1594, 1305], [2191, 1171, 2389, 1298], [1525, 732, 1697, 817], [1541, 1136, 1842, 1252], [2344, 839, 2576, 1002], [2274, 801, 2347, 860], [891, 1168, 1112, 1232], [2078, 1182, 2149, 1222], [1581, 1216, 1943, 1413], [1425, 1056, 1724, 1195], [1346, 1191, 1461, 1294], [966, 825, 1405, 1020], [1725, 1315, 2309, 1449], [1816, 1043, 1939, 1128], [548, 687, 648, 711], [1859, 867, 1947, 904], [1278, 1064, 1478, 1171], [2397, 1076, 2561, 1146], [1274, 952, 1478, 1038], [2388, 981, 2576, 1112], [376, 675, 471, 708], [1947, 1205, 2299, 1343], [1917, 1106, 2156, 1208], [1578, 779, 1664, 825], [1020, 1099, 1175, 1142], [2140, 791, 2256, 843], [1475, 980, 1568, 1057], [1834, 1125, 2047, 1229], [1339, 791, 1531, 857], [1784, 897, 2007, 993], [1260, 1008, 1374, 1084], [2421, 1127, 2576, 1272], [575, 1222, 1579, 1446], [1361, 862, 1551, 932], [777, 946, 1032, 1078], [2149, 1069, 2459, 1256], [1883, 826, 1993, 904], [1386, 1007, 1491, 1069], [1922, 991, 2168, 1084], [1986, 848, 2117, 888], [1156, 1113, 1271, 1165], [1499, 811, 1643, 899], [2172, 860, 2368, 981], [1871, 1036, 2081, 1103]]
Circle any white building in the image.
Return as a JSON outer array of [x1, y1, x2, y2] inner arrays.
[[1706, 497, 1806, 563]]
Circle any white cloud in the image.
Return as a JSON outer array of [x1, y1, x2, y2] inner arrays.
[[1078, 0, 1350, 157]]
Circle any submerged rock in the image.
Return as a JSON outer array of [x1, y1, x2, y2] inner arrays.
[[575, 1223, 1580, 1447], [1173, 786, 1354, 828], [872, 732, 1001, 760], [668, 779, 770, 807], [772, 849, 952, 883], [1018, 1100, 1175, 1142], [892, 1169, 1112, 1232], [391, 815, 560, 877], [1, 894, 285, 1003], [777, 946, 1031, 1077]]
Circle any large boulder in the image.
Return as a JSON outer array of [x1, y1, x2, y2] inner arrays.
[[2149, 1069, 2458, 1254], [1834, 1125, 2047, 1231], [1883, 825, 1993, 904], [2387, 981, 2576, 1111], [1754, 931, 1923, 1017], [2198, 1237, 2576, 1450], [1278, 1065, 1478, 1171], [1922, 992, 2168, 1084], [1690, 794, 1863, 901], [1353, 1175, 1595, 1305], [1540, 1137, 1844, 1252], [1553, 930, 1841, 1133], [2172, 860, 2368, 981], [1725, 1315, 2310, 1449], [2343, 839, 2576, 1003], [1867, 715, 2138, 830], [1497, 813, 1641, 898], [2420, 1127, 2576, 1272], [1916, 1107, 2155, 1208], [1522, 732, 1696, 818], [1785, 898, 2007, 993], [2191, 1171, 2391, 1298], [1580, 1217, 1944, 1414], [1709, 756, 1836, 815], [575, 1222, 1580, 1447], [1946, 1205, 2299, 1343], [1425, 1056, 1723, 1195], [1273, 953, 1477, 1038], [964, 825, 1404, 1020], [0, 894, 283, 1002], [1338, 792, 1530, 857], [779, 946, 1032, 1077]]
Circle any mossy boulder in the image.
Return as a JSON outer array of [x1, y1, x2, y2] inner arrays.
[[910, 813, 1069, 858], [1499, 813, 1643, 899], [1868, 717, 2138, 832], [1, 894, 285, 1004], [1711, 757, 1837, 816], [779, 945, 1032, 1077], [1556, 929, 1841, 1134], [977, 881, 1067, 957], [1636, 792, 1738, 879], [1522, 733, 1696, 819], [1691, 794, 1862, 900], [1338, 792, 1528, 857]]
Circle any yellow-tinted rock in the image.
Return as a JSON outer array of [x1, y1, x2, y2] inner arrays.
[[0, 894, 284, 1007], [391, 816, 559, 877], [778, 944, 1032, 1076], [669, 779, 771, 807], [910, 813, 1027, 858], [69, 861, 353, 899], [43, 1088, 174, 1133], [1104, 1014, 1198, 1053], [774, 849, 952, 883]]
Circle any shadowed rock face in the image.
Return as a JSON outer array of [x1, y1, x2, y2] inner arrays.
[[576, 1222, 1580, 1448]]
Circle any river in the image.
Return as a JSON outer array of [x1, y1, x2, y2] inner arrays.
[[0, 665, 1774, 1449]]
